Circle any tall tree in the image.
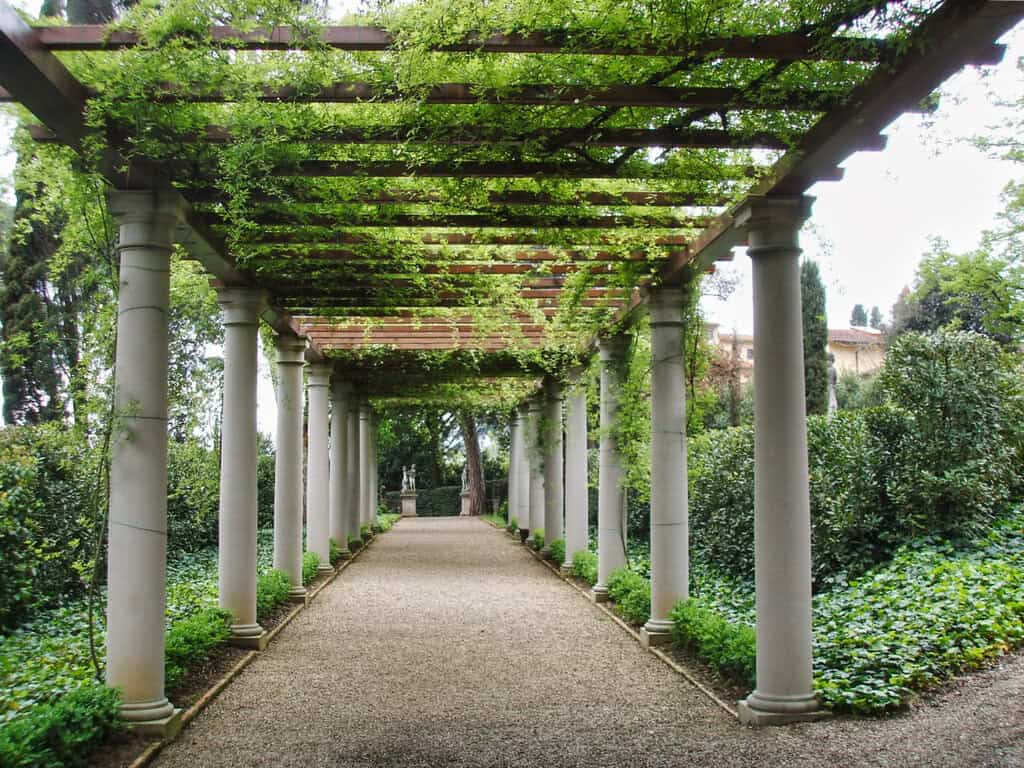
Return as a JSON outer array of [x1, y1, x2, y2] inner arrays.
[[869, 305, 883, 329], [458, 411, 486, 516], [801, 259, 829, 415], [850, 303, 868, 326]]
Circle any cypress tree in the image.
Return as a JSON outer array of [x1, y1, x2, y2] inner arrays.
[[800, 259, 829, 415], [850, 303, 868, 326]]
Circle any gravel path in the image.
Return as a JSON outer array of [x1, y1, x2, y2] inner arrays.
[[153, 517, 1024, 768]]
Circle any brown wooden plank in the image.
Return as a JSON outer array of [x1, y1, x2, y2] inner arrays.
[[242, 211, 706, 229], [247, 231, 689, 246], [33, 25, 891, 61]]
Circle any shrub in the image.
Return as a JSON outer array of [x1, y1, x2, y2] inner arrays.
[[377, 513, 400, 531], [410, 485, 462, 516], [256, 569, 292, 620], [607, 568, 651, 625], [506, 517, 519, 533], [360, 523, 373, 542], [302, 551, 321, 584], [370, 520, 383, 534], [530, 529, 545, 551], [0, 683, 122, 768], [670, 598, 756, 689], [347, 534, 363, 552], [166, 438, 220, 553], [571, 550, 598, 585], [548, 538, 566, 567], [165, 607, 233, 689]]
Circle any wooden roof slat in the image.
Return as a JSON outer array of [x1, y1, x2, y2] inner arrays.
[[246, 231, 689, 246], [32, 25, 891, 61], [248, 248, 674, 263], [236, 211, 708, 230], [145, 82, 851, 112]]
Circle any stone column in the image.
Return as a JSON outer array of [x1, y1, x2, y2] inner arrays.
[[734, 195, 827, 726], [217, 286, 268, 650], [105, 189, 183, 735], [507, 412, 520, 526], [346, 399, 361, 542], [641, 287, 689, 648], [527, 396, 545, 537], [273, 335, 308, 601], [593, 333, 629, 602], [329, 378, 351, 560], [305, 364, 332, 572], [542, 380, 564, 554], [359, 403, 372, 529], [516, 402, 531, 535], [369, 411, 379, 521], [562, 377, 589, 575]]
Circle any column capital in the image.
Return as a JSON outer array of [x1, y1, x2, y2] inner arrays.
[[274, 335, 307, 365], [217, 287, 267, 326], [544, 378, 562, 400], [647, 286, 686, 327], [306, 363, 333, 387], [598, 332, 631, 362], [527, 395, 544, 414], [107, 188, 185, 228], [732, 195, 814, 254]]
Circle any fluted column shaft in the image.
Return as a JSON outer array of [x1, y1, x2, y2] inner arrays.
[[305, 364, 332, 568], [543, 381, 564, 553], [562, 380, 589, 574], [105, 190, 183, 729], [217, 287, 267, 646], [643, 288, 689, 644], [329, 378, 351, 559], [273, 336, 308, 598], [594, 334, 629, 601], [735, 195, 824, 726]]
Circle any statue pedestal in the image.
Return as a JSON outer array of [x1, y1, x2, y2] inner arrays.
[[460, 490, 471, 516], [401, 491, 417, 517]]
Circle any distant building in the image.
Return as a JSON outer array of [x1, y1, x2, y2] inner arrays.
[[707, 324, 886, 380]]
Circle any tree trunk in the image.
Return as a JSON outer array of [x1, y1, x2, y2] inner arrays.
[[458, 411, 486, 516]]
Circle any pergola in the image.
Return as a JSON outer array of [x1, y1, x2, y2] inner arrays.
[[1, 0, 1019, 735]]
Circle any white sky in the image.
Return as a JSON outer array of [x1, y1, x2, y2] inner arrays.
[[0, 9, 1021, 436]]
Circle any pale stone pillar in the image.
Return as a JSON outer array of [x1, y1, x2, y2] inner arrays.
[[542, 381, 564, 554], [273, 335, 308, 601], [305, 364, 332, 571], [562, 378, 589, 575], [507, 412, 520, 525], [329, 378, 351, 560], [527, 396, 545, 536], [734, 195, 827, 726], [641, 287, 689, 647], [105, 189, 183, 735], [217, 286, 268, 650], [593, 333, 629, 602], [370, 412, 379, 520], [346, 399, 361, 541], [359, 403, 372, 528], [516, 402, 530, 534]]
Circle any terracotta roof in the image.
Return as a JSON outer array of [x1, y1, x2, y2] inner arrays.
[[829, 328, 884, 345]]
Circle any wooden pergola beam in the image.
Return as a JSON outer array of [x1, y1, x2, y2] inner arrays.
[[185, 187, 729, 207], [237, 211, 707, 230], [246, 231, 689, 246], [139, 82, 852, 112], [32, 25, 892, 61], [250, 248, 680, 264]]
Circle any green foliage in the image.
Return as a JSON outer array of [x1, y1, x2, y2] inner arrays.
[[360, 523, 373, 543], [670, 599, 756, 688], [329, 538, 346, 565], [302, 551, 322, 585], [166, 438, 220, 553], [256, 569, 292, 620], [376, 513, 400, 532], [571, 550, 598, 585], [850, 303, 868, 327], [607, 567, 650, 625], [801, 259, 829, 415], [878, 330, 1021, 539], [834, 371, 881, 411], [530, 528, 545, 551], [256, 442, 276, 531], [547, 538, 565, 567], [347, 534, 363, 552], [0, 683, 121, 768], [480, 514, 505, 528], [164, 607, 232, 690], [506, 517, 519, 533], [399, 485, 462, 517]]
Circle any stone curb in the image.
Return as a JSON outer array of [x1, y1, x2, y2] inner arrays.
[[127, 522, 396, 768], [479, 518, 738, 719]]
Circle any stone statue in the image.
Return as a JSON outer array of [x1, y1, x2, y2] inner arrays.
[[461, 464, 469, 492], [827, 353, 839, 414], [402, 465, 417, 492], [408, 464, 416, 492]]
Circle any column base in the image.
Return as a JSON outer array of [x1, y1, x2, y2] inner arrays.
[[591, 585, 610, 603], [317, 563, 335, 575], [335, 548, 352, 561], [287, 588, 308, 605], [639, 626, 673, 649], [125, 708, 183, 740], [229, 624, 269, 651], [559, 562, 573, 576], [737, 694, 832, 727]]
